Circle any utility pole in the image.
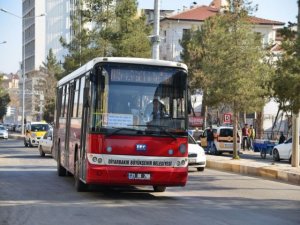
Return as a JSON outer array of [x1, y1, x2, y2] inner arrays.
[[152, 0, 160, 60], [291, 113, 299, 167]]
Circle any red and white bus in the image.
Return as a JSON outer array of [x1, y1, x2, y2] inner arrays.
[[53, 57, 190, 192]]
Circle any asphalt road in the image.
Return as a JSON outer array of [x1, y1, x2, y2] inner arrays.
[[0, 139, 300, 225]]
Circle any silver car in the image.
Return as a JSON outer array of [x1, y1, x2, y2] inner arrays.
[[0, 125, 8, 139], [38, 129, 53, 157]]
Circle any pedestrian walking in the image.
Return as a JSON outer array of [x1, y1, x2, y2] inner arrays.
[[248, 125, 255, 150], [242, 124, 249, 150], [206, 126, 215, 154]]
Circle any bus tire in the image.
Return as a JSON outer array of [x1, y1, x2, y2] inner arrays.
[[57, 146, 66, 176], [153, 186, 166, 192], [75, 159, 88, 192]]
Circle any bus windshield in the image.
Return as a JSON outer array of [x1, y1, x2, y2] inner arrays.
[[90, 63, 188, 135]]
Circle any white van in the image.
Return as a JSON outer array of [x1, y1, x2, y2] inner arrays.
[[200, 126, 241, 154]]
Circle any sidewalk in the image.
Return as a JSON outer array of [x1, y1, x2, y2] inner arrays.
[[8, 132, 300, 186], [206, 151, 300, 186]]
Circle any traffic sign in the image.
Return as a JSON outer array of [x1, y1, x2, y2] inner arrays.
[[223, 113, 232, 124]]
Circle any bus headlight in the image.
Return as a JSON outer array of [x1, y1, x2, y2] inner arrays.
[[179, 144, 186, 154], [87, 154, 104, 165]]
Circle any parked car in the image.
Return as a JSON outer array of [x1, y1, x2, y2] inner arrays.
[[272, 137, 300, 162], [15, 124, 22, 133], [188, 134, 206, 171], [0, 125, 8, 139], [200, 126, 241, 155], [38, 129, 53, 157]]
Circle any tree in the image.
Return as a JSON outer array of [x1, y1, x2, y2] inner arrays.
[[42, 49, 64, 80], [60, 0, 151, 77], [182, 0, 274, 159], [273, 1, 300, 167], [112, 0, 151, 57], [39, 49, 62, 122], [60, 0, 96, 76], [0, 75, 11, 122], [273, 25, 299, 113], [180, 27, 210, 123]]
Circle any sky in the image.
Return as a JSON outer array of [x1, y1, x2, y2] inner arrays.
[[0, 0, 298, 74]]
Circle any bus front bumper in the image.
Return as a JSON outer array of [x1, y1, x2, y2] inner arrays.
[[85, 165, 188, 187]]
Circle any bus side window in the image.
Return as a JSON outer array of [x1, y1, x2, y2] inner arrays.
[[78, 76, 86, 118], [84, 87, 90, 108]]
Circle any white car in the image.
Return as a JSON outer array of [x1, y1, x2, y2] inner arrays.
[[188, 134, 206, 171], [15, 124, 22, 133], [272, 137, 300, 162], [0, 125, 8, 139], [38, 129, 53, 157]]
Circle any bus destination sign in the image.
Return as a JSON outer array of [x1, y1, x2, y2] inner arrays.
[[110, 68, 173, 84]]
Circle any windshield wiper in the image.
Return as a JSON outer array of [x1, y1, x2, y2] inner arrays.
[[106, 127, 140, 137]]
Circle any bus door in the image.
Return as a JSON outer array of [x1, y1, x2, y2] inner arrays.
[[79, 74, 89, 180], [54, 87, 63, 160], [65, 82, 75, 171]]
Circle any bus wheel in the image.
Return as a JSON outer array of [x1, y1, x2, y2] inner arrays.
[[57, 146, 66, 176], [153, 186, 166, 192], [75, 159, 88, 192]]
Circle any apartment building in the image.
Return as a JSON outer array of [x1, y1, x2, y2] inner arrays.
[[159, 0, 285, 61]]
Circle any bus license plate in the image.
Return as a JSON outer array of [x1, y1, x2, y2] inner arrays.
[[128, 172, 151, 180]]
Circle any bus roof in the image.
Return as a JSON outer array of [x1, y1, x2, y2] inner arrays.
[[57, 57, 188, 87]]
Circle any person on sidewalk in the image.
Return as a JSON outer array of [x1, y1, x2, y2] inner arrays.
[[242, 124, 249, 150], [248, 125, 255, 150], [206, 126, 215, 154]]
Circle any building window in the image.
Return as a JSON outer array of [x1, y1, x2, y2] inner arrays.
[[182, 29, 190, 38]]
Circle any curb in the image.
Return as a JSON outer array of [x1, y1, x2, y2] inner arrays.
[[206, 159, 300, 186]]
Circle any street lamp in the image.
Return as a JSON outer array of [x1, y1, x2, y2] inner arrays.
[[0, 8, 45, 135]]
